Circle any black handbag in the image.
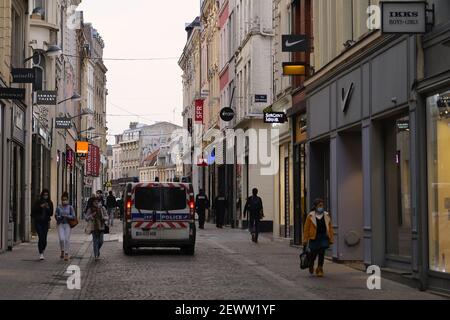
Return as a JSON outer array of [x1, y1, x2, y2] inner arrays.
[[299, 246, 312, 270]]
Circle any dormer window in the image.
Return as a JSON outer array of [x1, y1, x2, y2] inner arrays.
[[32, 0, 45, 20]]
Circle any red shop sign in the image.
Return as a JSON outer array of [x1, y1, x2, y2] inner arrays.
[[195, 99, 204, 123]]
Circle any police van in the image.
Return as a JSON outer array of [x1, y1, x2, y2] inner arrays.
[[122, 182, 196, 255]]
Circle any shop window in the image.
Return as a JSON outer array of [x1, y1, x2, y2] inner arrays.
[[427, 90, 450, 274]]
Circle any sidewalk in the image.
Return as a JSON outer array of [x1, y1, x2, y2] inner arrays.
[[0, 224, 83, 299]]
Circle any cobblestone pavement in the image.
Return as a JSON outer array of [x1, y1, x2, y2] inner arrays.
[[0, 221, 446, 300]]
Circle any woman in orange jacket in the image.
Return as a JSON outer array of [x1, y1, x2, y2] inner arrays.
[[303, 199, 334, 277]]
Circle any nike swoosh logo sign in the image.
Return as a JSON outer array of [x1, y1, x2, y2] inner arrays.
[[285, 39, 305, 47], [341, 83, 355, 113]]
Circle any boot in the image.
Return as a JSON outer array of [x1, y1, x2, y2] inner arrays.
[[316, 267, 324, 277]]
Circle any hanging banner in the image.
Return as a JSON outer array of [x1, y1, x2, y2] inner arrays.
[[195, 99, 204, 123], [86, 144, 100, 177]]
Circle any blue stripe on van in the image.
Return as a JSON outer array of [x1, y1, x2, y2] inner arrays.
[[131, 213, 190, 221]]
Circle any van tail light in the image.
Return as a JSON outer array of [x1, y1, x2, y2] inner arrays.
[[126, 200, 132, 220], [189, 199, 195, 220]]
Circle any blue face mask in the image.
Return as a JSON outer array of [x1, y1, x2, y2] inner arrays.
[[316, 208, 324, 214]]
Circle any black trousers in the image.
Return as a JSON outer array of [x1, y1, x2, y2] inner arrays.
[[216, 209, 225, 227], [198, 210, 206, 228], [310, 248, 326, 268], [34, 220, 49, 254], [249, 214, 260, 240]]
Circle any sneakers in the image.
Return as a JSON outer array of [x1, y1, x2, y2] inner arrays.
[[316, 267, 324, 278], [39, 254, 45, 261], [309, 265, 315, 275]]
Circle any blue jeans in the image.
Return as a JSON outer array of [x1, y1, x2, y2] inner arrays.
[[249, 214, 260, 241], [35, 220, 49, 254], [92, 231, 104, 258]]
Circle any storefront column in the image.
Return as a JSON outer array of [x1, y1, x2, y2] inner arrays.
[[330, 134, 338, 260], [362, 120, 373, 266]]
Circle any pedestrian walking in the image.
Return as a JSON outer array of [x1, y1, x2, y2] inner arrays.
[[302, 198, 334, 278], [213, 192, 228, 229], [55, 192, 76, 261], [85, 196, 109, 260], [96, 190, 107, 209], [195, 189, 210, 230], [31, 189, 54, 260], [106, 191, 117, 227], [244, 188, 264, 243]]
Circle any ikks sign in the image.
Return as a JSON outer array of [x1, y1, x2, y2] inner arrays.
[[381, 1, 427, 34]]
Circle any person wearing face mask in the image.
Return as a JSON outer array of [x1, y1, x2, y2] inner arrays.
[[85, 196, 109, 260], [302, 199, 334, 277], [55, 192, 76, 261], [31, 189, 54, 261]]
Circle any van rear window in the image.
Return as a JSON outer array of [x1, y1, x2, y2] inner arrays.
[[134, 187, 186, 211], [135, 188, 161, 211], [163, 188, 187, 211]]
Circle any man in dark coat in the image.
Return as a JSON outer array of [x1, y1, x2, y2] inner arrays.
[[31, 189, 54, 260], [195, 189, 210, 230], [244, 188, 264, 243], [213, 192, 228, 229]]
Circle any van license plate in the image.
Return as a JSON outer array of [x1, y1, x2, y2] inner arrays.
[[136, 231, 157, 237]]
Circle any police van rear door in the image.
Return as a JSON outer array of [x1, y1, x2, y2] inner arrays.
[[132, 184, 162, 241], [160, 184, 191, 241]]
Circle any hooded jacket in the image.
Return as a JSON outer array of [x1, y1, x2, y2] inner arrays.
[[302, 211, 334, 246]]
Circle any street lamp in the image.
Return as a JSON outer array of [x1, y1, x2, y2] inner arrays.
[[24, 45, 62, 63], [58, 93, 82, 105], [79, 127, 95, 135]]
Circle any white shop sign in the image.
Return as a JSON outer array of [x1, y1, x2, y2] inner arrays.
[[381, 1, 427, 34]]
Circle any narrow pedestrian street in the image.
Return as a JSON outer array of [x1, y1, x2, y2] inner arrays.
[[0, 221, 444, 300]]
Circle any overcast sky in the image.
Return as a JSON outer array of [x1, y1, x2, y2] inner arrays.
[[77, 0, 200, 142]]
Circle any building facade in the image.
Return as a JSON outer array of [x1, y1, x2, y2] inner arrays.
[[304, 0, 450, 293], [0, 0, 32, 251]]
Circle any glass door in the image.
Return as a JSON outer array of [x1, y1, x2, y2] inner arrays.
[[384, 114, 412, 260]]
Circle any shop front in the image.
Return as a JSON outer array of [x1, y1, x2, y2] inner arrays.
[[416, 18, 450, 292], [306, 34, 418, 269]]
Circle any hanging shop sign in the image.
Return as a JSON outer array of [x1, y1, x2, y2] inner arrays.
[[220, 107, 235, 122], [86, 144, 100, 177], [76, 141, 89, 155], [0, 87, 26, 100], [381, 1, 428, 34], [264, 112, 288, 124], [282, 62, 307, 76], [195, 99, 204, 123], [11, 68, 36, 83], [55, 117, 72, 129], [36, 90, 57, 105], [66, 148, 75, 167], [282, 35, 309, 52]]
